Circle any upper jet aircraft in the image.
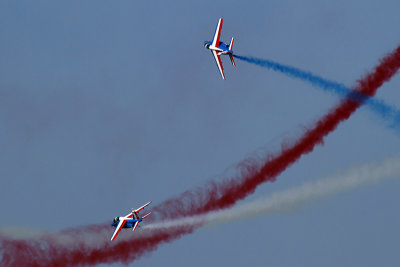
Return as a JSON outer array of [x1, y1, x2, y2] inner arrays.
[[204, 18, 235, 80]]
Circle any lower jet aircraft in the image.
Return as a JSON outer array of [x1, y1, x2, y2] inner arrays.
[[110, 201, 152, 241], [204, 18, 235, 80]]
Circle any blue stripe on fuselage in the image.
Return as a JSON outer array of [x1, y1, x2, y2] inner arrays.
[[204, 41, 232, 54], [111, 218, 141, 228]]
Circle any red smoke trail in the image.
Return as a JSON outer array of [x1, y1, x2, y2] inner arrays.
[[0, 226, 195, 266], [1, 45, 400, 266], [152, 44, 400, 218]]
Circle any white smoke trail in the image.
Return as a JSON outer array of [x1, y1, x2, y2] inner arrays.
[[2, 157, 399, 243], [144, 156, 400, 231], [0, 226, 47, 239]]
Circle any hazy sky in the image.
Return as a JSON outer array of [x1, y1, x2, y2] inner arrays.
[[1, 0, 400, 266]]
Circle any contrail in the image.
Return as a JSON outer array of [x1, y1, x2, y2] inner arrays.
[[233, 54, 400, 131], [1, 45, 399, 266], [145, 156, 400, 231]]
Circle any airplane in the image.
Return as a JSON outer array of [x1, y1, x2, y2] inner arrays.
[[110, 201, 152, 241], [204, 18, 235, 80]]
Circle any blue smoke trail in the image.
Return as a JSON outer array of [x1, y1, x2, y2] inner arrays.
[[234, 55, 400, 131]]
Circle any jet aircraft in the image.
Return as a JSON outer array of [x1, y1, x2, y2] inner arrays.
[[110, 201, 152, 241], [204, 18, 235, 80]]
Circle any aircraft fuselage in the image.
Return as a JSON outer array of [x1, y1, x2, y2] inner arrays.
[[111, 218, 142, 228], [204, 41, 232, 54]]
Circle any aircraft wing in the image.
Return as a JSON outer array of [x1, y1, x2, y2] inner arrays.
[[211, 18, 223, 48], [134, 201, 152, 213], [212, 51, 225, 80], [111, 218, 127, 241]]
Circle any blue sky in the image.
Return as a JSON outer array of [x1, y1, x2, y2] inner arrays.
[[1, 0, 400, 266]]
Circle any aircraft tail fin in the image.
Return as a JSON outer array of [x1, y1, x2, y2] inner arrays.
[[229, 37, 234, 51], [142, 212, 152, 219], [132, 221, 140, 232], [229, 54, 236, 67], [229, 37, 235, 67]]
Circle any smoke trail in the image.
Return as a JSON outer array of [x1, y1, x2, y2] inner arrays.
[[0, 224, 196, 266], [145, 156, 400, 231], [1, 45, 400, 266], [155, 45, 400, 218], [233, 54, 400, 130], [0, 227, 47, 239], [2, 155, 400, 266]]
